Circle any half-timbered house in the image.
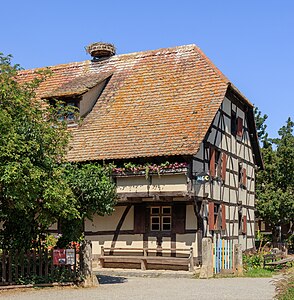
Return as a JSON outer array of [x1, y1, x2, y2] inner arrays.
[[19, 43, 263, 270]]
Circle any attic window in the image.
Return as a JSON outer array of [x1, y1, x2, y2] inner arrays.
[[231, 111, 243, 137], [231, 111, 237, 135], [236, 117, 243, 137], [51, 97, 80, 124], [209, 146, 222, 178]]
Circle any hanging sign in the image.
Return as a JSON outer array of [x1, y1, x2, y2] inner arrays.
[[196, 172, 211, 184]]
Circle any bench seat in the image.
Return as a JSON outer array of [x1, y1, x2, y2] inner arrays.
[[99, 247, 194, 271], [264, 256, 294, 266]]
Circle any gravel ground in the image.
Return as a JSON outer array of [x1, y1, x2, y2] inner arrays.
[[0, 276, 276, 300]]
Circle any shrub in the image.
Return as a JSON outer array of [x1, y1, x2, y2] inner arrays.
[[243, 253, 264, 270]]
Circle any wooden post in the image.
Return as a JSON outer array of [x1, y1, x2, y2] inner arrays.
[[14, 250, 19, 281], [27, 250, 31, 276], [80, 240, 99, 287], [100, 246, 105, 268], [189, 247, 194, 272], [8, 251, 12, 283], [32, 249, 36, 275], [39, 248, 43, 276], [20, 250, 25, 277], [44, 249, 48, 279], [2, 250, 6, 283], [140, 259, 147, 271], [50, 249, 54, 278]]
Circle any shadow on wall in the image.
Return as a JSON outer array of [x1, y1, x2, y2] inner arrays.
[[97, 275, 128, 284]]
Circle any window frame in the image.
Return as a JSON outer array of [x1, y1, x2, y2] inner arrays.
[[150, 205, 172, 232], [50, 97, 80, 124], [231, 111, 237, 135]]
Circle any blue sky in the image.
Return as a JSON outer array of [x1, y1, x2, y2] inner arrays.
[[1, 0, 293, 138]]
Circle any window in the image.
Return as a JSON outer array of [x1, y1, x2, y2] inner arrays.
[[238, 208, 247, 235], [214, 203, 221, 229], [221, 153, 227, 182], [208, 202, 226, 230], [238, 162, 247, 189], [51, 97, 80, 124], [208, 202, 222, 231], [238, 209, 242, 233], [150, 206, 172, 231], [231, 111, 237, 135], [236, 117, 243, 137], [210, 146, 226, 180], [231, 111, 243, 137], [209, 146, 221, 178]]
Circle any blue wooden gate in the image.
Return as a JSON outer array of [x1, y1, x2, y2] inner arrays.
[[213, 234, 233, 274]]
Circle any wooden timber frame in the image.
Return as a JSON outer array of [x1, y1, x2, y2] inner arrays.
[[192, 87, 258, 260], [82, 86, 261, 271]]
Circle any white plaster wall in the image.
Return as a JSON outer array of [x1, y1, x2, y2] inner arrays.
[[223, 97, 231, 115], [186, 205, 197, 230], [176, 233, 198, 257], [85, 206, 134, 232], [80, 82, 106, 117], [88, 234, 144, 255]]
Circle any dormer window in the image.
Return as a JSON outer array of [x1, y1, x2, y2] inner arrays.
[[63, 98, 80, 123], [43, 71, 113, 125], [51, 97, 80, 124]]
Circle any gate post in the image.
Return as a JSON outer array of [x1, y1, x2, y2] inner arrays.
[[234, 244, 243, 276], [200, 238, 213, 279], [80, 240, 99, 287]]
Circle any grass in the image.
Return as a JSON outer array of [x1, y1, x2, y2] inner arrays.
[[275, 266, 294, 300], [244, 267, 277, 278], [278, 287, 294, 300]]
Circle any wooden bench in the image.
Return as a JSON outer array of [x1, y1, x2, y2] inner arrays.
[[263, 252, 294, 268], [264, 253, 294, 268], [99, 247, 194, 271]]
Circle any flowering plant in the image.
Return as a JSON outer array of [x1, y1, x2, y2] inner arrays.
[[112, 161, 188, 178]]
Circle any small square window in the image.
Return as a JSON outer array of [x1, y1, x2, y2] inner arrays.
[[162, 216, 171, 231], [150, 206, 172, 232], [162, 206, 171, 215], [151, 216, 160, 231], [151, 207, 160, 215]]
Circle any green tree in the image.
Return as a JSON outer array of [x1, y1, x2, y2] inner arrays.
[[254, 107, 269, 146], [255, 111, 294, 244], [57, 163, 117, 247], [0, 53, 116, 250], [0, 53, 78, 250]]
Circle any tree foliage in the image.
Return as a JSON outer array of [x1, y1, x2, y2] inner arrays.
[[255, 107, 294, 242], [57, 163, 116, 247], [0, 53, 116, 250]]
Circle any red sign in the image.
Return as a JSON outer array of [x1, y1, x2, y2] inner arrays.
[[53, 249, 66, 265]]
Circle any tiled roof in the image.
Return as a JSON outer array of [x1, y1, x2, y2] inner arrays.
[[41, 71, 113, 98], [18, 45, 253, 162]]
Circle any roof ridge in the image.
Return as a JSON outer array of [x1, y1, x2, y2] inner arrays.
[[18, 44, 197, 74]]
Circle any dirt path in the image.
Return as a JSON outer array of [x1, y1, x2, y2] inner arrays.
[[0, 276, 276, 300]]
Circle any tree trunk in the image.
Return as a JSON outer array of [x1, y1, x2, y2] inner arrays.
[[272, 226, 279, 248], [79, 240, 99, 287]]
